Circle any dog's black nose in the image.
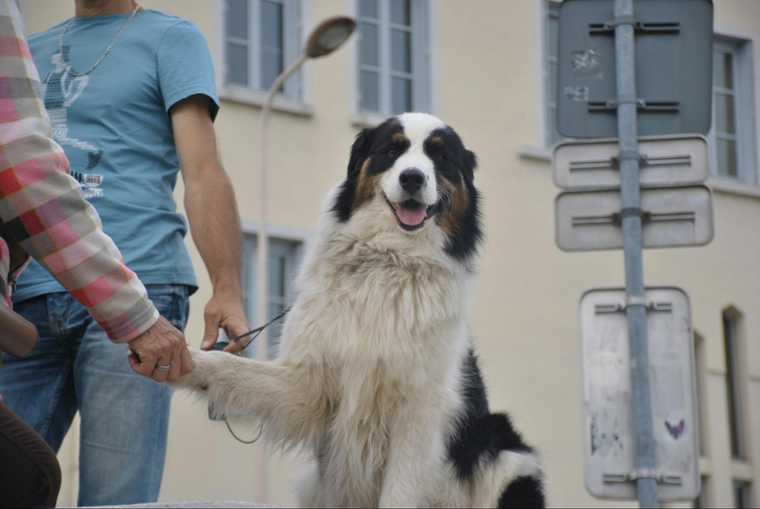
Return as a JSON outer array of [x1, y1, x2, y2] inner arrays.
[[399, 169, 425, 194]]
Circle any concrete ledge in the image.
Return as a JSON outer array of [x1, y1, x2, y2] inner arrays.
[[94, 502, 270, 508]]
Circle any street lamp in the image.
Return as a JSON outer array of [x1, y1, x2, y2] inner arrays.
[[256, 16, 356, 363]]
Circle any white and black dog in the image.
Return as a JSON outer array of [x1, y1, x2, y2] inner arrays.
[[177, 113, 544, 508]]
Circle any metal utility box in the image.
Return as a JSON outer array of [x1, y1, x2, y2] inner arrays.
[[557, 0, 714, 138], [555, 185, 713, 251], [579, 287, 700, 501], [553, 135, 709, 190]]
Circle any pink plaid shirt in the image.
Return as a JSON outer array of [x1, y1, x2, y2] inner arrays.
[[0, 0, 158, 342]]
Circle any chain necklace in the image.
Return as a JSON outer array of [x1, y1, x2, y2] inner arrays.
[[58, 2, 142, 78]]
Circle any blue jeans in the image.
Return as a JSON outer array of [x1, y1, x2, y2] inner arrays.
[[0, 285, 189, 507]]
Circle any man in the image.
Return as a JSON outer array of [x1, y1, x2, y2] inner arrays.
[[0, 0, 249, 505]]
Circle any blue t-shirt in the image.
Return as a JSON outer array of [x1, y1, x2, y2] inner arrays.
[[16, 10, 219, 302]]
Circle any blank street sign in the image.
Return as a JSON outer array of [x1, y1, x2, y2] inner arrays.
[[555, 185, 713, 251], [553, 135, 709, 190], [579, 287, 700, 501], [557, 0, 714, 138]]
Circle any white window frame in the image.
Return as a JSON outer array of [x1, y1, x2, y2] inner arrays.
[[222, 0, 304, 101], [354, 0, 432, 119], [241, 225, 308, 359], [709, 36, 758, 185]]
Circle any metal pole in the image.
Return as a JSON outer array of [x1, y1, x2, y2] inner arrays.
[[257, 54, 308, 361], [613, 0, 658, 507], [256, 53, 308, 501]]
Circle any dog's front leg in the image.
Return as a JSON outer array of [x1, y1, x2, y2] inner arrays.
[[379, 407, 443, 508], [175, 349, 329, 447]]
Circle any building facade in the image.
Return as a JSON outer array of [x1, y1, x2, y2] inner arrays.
[[18, 1, 760, 507]]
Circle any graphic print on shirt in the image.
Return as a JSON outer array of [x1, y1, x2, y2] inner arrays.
[[42, 46, 104, 199]]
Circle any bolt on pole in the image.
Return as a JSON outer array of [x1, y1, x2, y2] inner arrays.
[[613, 0, 659, 507]]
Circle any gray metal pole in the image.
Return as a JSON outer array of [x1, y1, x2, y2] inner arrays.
[[613, 0, 659, 507]]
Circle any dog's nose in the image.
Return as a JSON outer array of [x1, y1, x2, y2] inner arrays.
[[399, 169, 426, 195]]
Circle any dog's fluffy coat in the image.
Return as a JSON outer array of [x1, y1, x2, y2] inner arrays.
[[177, 113, 544, 507]]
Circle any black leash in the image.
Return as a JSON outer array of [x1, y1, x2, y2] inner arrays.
[[213, 306, 291, 352]]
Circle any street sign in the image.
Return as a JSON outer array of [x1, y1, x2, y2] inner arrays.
[[580, 287, 700, 501], [553, 135, 709, 190], [555, 185, 713, 251], [557, 0, 714, 138]]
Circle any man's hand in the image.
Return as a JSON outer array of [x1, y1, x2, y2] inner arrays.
[[128, 316, 193, 383], [200, 290, 250, 354]]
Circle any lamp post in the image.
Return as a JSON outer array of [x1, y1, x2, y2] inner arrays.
[[256, 16, 356, 363], [253, 16, 355, 501]]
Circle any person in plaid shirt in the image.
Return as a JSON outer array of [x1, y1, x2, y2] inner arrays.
[[0, 0, 195, 505]]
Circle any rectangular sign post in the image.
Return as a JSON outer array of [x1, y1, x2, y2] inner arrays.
[[555, 186, 714, 252], [580, 288, 700, 501], [612, 1, 659, 505]]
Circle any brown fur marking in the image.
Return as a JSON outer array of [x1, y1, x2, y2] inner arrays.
[[354, 158, 380, 210], [437, 174, 469, 238]]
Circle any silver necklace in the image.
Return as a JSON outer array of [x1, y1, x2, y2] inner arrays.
[[58, 2, 142, 78]]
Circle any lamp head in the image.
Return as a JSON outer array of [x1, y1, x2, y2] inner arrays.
[[304, 16, 356, 58]]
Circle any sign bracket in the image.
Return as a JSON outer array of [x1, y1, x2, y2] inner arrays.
[[594, 301, 673, 314], [589, 20, 681, 35], [603, 471, 684, 486], [588, 99, 680, 113]]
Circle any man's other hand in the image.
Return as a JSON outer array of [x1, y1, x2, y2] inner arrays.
[[128, 316, 194, 383], [200, 291, 250, 354]]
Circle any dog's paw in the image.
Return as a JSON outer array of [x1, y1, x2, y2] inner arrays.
[[174, 348, 227, 391]]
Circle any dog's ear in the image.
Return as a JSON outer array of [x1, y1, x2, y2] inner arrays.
[[462, 149, 477, 181], [347, 128, 374, 179]]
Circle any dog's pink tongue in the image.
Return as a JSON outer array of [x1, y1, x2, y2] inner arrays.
[[394, 205, 426, 226]]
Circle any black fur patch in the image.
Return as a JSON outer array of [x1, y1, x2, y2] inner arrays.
[[331, 119, 404, 222], [447, 352, 533, 481], [424, 127, 482, 261], [497, 476, 545, 508]]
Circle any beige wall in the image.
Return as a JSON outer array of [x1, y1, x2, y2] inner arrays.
[[18, 1, 760, 507]]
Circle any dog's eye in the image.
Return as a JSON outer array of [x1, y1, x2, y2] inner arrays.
[[387, 149, 399, 158]]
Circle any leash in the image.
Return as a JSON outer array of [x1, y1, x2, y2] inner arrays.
[[211, 307, 291, 445], [213, 307, 291, 352]]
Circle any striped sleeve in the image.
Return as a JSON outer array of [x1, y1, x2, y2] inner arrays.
[[0, 0, 158, 342]]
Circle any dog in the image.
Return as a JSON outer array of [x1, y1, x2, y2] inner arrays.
[[176, 113, 545, 508]]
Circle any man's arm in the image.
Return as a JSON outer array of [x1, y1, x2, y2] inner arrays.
[[0, 0, 191, 382], [171, 95, 249, 353]]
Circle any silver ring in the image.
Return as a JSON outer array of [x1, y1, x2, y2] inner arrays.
[[156, 363, 171, 373]]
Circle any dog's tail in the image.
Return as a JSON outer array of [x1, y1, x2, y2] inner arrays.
[[450, 413, 545, 508]]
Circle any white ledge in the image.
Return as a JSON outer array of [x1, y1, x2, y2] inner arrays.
[[708, 177, 760, 200], [351, 112, 387, 129], [221, 86, 314, 117], [517, 145, 552, 162]]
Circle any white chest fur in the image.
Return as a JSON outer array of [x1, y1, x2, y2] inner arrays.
[[276, 210, 473, 505]]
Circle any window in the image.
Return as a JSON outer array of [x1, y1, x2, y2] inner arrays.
[[733, 480, 753, 509], [223, 0, 303, 99], [722, 308, 747, 460], [357, 0, 431, 115], [711, 37, 757, 184], [241, 234, 302, 358], [544, 0, 561, 147]]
